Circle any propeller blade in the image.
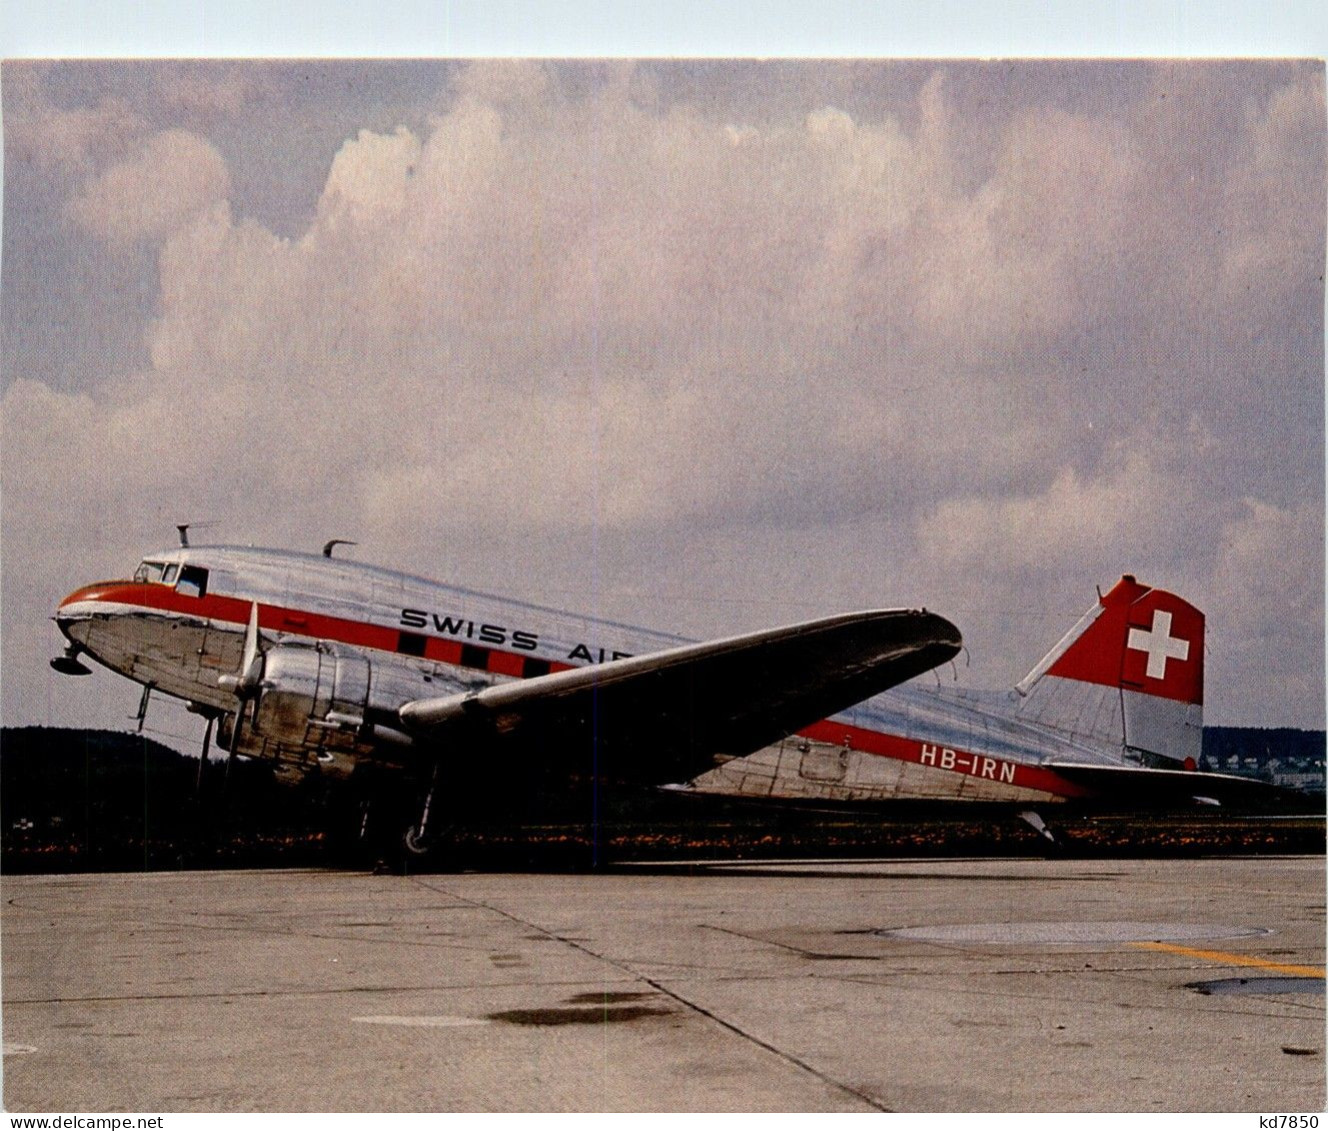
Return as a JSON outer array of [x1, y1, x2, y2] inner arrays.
[[239, 601, 262, 690], [225, 707, 243, 791], [196, 715, 214, 797], [219, 602, 265, 697]]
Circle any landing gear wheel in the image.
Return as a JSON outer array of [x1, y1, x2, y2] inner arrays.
[[402, 825, 431, 857], [396, 759, 444, 867]]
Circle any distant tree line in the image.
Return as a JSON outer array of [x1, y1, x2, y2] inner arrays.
[[0, 726, 330, 871], [1201, 726, 1325, 789], [1, 726, 1322, 872]]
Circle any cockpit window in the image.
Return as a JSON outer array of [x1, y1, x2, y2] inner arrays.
[[176, 565, 209, 599], [133, 560, 168, 584], [161, 563, 179, 585]]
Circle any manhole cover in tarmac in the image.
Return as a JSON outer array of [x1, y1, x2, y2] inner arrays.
[[1188, 977, 1324, 997], [876, 921, 1271, 944]]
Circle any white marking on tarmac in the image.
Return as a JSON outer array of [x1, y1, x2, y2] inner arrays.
[[352, 1015, 489, 1028], [3, 1043, 37, 1055]]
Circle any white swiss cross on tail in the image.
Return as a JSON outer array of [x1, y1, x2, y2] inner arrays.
[[1126, 610, 1189, 680]]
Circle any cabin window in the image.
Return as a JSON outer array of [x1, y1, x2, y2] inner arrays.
[[161, 563, 178, 585], [176, 565, 209, 599], [133, 560, 167, 584]]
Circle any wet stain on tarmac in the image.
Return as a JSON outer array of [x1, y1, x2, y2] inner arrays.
[[487, 1005, 671, 1026], [1188, 976, 1324, 996]]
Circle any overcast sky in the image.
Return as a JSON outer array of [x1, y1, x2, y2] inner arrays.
[[2, 58, 1323, 739]]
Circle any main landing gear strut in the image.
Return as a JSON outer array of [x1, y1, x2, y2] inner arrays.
[[402, 760, 443, 858]]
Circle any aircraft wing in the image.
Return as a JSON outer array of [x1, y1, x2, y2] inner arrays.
[[1044, 762, 1312, 810], [398, 609, 961, 786]]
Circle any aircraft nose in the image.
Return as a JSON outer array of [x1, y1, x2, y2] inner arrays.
[[56, 611, 89, 647], [51, 586, 101, 674], [54, 585, 99, 646]]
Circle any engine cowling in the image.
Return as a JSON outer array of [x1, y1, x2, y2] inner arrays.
[[259, 642, 370, 739], [217, 642, 403, 778]]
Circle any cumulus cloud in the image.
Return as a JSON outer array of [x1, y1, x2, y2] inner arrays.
[[316, 126, 423, 231], [1219, 77, 1326, 303], [149, 61, 264, 117], [2, 67, 148, 175], [1193, 499, 1326, 723], [2, 60, 1323, 730], [915, 450, 1177, 575], [1208, 498, 1324, 637], [67, 128, 231, 246], [450, 58, 552, 108]]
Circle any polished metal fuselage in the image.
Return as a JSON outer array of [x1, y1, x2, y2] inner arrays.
[[57, 546, 1130, 804]]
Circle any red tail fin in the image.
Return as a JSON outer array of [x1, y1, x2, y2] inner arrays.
[[1016, 577, 1204, 767]]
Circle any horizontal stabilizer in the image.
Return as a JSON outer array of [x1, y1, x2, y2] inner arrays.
[[1044, 762, 1309, 811]]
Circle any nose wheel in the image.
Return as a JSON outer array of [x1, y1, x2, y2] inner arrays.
[[50, 644, 91, 676]]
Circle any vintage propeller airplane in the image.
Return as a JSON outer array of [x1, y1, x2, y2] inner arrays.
[[50, 536, 1272, 858]]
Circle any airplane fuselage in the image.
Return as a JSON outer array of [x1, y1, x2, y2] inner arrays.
[[55, 545, 1144, 806]]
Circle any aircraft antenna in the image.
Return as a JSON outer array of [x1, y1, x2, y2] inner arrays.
[[176, 520, 218, 547], [323, 539, 358, 558]]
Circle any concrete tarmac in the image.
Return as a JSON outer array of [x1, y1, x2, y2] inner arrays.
[[3, 857, 1324, 1112]]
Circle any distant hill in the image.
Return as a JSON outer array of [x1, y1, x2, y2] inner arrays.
[[0, 726, 330, 871]]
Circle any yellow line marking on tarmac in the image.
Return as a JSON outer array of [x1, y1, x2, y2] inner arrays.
[[1131, 941, 1325, 977]]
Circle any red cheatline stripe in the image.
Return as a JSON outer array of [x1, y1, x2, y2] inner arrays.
[[65, 583, 1087, 798], [798, 719, 1089, 798], [60, 582, 576, 677]]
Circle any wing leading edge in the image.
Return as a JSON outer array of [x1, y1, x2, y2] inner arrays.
[[398, 608, 962, 787]]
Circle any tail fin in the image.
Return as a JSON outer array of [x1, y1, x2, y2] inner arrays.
[[1014, 575, 1204, 768]]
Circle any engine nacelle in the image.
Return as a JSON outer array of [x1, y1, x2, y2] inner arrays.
[[257, 642, 370, 741], [218, 642, 408, 779]]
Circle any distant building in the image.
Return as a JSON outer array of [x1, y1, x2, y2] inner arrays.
[[1202, 727, 1325, 794]]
